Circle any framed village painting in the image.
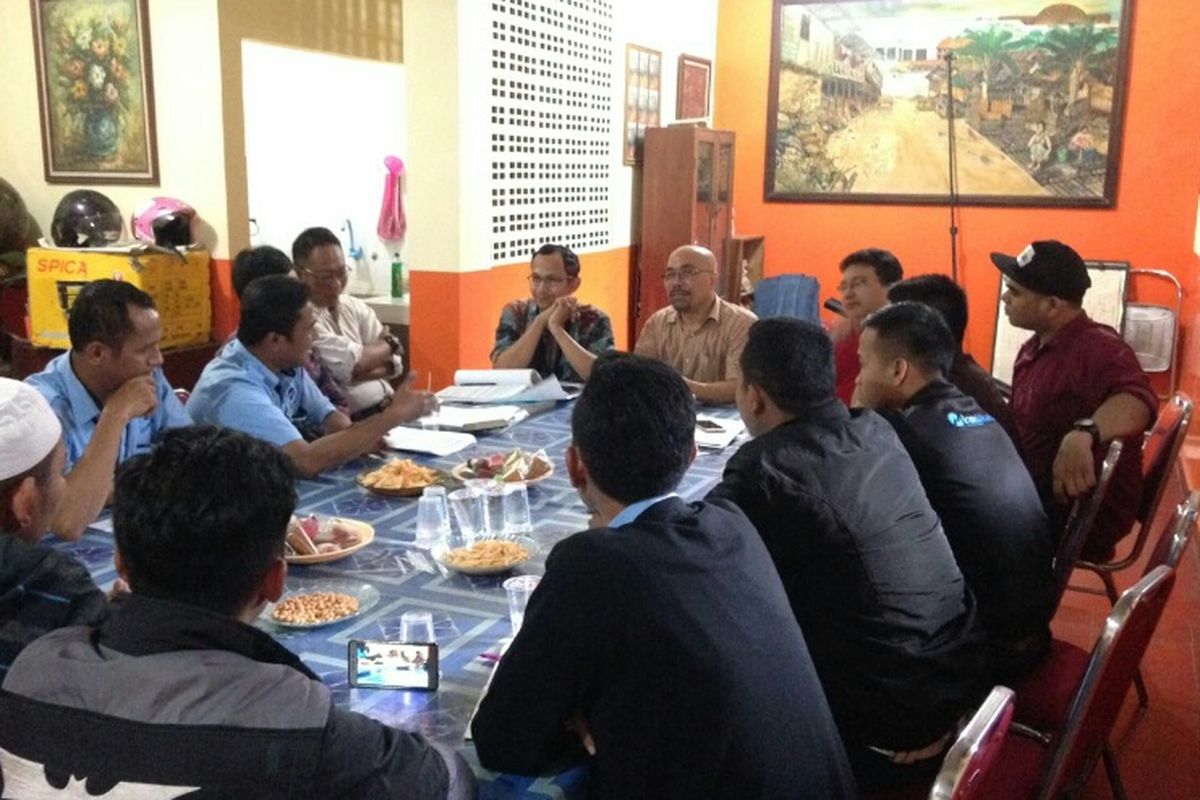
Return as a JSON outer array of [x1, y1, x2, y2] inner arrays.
[[765, 1, 1134, 207], [31, 0, 160, 184]]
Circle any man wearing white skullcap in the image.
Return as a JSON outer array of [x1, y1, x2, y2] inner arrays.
[[0, 378, 107, 672]]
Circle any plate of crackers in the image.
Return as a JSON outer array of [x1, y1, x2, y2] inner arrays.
[[263, 579, 381, 629], [431, 535, 538, 576], [356, 458, 452, 497], [285, 514, 375, 565]]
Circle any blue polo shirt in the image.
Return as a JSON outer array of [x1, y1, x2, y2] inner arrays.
[[187, 339, 336, 447], [24, 353, 191, 469]]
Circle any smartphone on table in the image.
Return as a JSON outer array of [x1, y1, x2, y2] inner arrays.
[[696, 419, 725, 433], [347, 639, 439, 691]]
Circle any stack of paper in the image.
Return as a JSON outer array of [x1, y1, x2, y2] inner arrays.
[[436, 369, 579, 404], [409, 405, 529, 433], [383, 426, 477, 457]]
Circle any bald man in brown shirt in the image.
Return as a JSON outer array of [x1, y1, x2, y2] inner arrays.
[[634, 245, 757, 404]]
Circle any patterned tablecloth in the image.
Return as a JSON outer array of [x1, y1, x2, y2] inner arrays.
[[64, 402, 745, 799]]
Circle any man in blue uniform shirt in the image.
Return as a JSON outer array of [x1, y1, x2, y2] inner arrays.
[[25, 280, 190, 539]]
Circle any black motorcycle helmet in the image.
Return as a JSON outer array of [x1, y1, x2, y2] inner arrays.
[[0, 177, 42, 253], [50, 190, 123, 248]]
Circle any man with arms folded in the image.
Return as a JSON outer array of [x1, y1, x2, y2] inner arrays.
[[25, 280, 190, 539], [830, 248, 902, 405], [472, 354, 856, 799], [993, 240, 1157, 561], [188, 276, 435, 477], [886, 274, 1018, 442], [0, 426, 474, 798], [230, 244, 350, 417], [634, 244, 756, 404], [294, 226, 405, 419], [0, 379, 107, 673], [492, 243, 614, 382], [856, 302, 1055, 680], [708, 318, 984, 790]]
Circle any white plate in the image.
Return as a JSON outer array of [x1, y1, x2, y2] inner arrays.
[[262, 579, 381, 629], [286, 519, 375, 565], [431, 535, 538, 576]]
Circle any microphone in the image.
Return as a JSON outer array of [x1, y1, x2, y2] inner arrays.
[[823, 298, 846, 317]]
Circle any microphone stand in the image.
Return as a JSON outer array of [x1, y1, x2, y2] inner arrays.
[[944, 51, 960, 284]]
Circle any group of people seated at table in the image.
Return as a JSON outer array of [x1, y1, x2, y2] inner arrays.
[[0, 231, 1158, 797]]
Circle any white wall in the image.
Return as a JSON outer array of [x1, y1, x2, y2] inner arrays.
[[402, 0, 719, 274], [241, 40, 406, 293], [0, 0, 229, 256]]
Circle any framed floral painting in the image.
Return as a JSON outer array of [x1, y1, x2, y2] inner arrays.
[[31, 0, 159, 184]]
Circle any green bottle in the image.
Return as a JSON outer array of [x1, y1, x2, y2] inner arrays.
[[391, 254, 404, 298]]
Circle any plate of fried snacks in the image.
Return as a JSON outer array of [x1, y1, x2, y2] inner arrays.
[[451, 448, 554, 485], [357, 458, 450, 496], [431, 535, 538, 576], [263, 580, 381, 629], [285, 514, 375, 565]]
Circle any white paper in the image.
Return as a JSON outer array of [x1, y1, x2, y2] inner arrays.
[[695, 416, 746, 450], [411, 405, 529, 432], [453, 369, 539, 386], [436, 372, 576, 404], [383, 426, 477, 456]]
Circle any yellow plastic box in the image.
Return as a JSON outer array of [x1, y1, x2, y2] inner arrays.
[[27, 247, 212, 350]]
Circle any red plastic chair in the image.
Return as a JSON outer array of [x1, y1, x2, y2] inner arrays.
[[930, 687, 1015, 800], [988, 567, 1177, 800]]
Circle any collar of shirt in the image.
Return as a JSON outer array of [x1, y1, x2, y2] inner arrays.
[[609, 492, 679, 529], [903, 378, 961, 409], [54, 352, 103, 424], [665, 295, 722, 327], [1031, 311, 1092, 357], [224, 339, 292, 393]]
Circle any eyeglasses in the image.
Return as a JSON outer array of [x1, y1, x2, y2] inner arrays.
[[528, 273, 567, 287], [662, 265, 714, 283], [837, 277, 876, 293], [304, 268, 348, 284]]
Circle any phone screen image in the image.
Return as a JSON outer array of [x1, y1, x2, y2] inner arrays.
[[696, 419, 725, 433], [349, 640, 439, 690]]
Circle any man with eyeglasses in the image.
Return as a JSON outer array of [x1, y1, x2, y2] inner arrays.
[[634, 245, 756, 404], [491, 244, 614, 382], [831, 248, 903, 406], [294, 227, 404, 419]]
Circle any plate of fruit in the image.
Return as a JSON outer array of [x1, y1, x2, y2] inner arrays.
[[451, 448, 554, 485], [285, 514, 375, 565]]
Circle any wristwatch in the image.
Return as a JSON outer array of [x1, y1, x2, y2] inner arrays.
[[1072, 418, 1102, 447]]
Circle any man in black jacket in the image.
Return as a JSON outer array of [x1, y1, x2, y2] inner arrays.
[[856, 302, 1055, 679], [1, 426, 474, 799], [708, 318, 985, 790], [472, 353, 856, 799]]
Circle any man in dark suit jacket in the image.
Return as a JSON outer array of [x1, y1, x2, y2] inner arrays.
[[708, 318, 986, 791], [472, 354, 856, 800]]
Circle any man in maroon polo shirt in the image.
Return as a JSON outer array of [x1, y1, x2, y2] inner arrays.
[[992, 240, 1157, 561]]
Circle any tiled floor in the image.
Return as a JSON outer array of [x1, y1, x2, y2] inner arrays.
[[1051, 474, 1200, 798]]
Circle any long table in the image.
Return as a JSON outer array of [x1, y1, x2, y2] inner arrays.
[[63, 402, 743, 799]]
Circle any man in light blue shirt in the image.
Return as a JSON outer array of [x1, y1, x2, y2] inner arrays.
[[188, 276, 434, 477], [25, 280, 190, 539]]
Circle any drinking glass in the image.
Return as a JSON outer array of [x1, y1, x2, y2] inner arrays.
[[502, 483, 533, 534], [503, 575, 541, 635], [448, 487, 485, 541], [399, 609, 435, 644]]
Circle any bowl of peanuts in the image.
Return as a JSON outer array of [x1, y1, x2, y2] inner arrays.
[[263, 580, 382, 629]]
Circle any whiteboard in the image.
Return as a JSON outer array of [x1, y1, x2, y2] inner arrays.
[[991, 261, 1130, 387]]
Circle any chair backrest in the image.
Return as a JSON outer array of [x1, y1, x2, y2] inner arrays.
[[752, 274, 820, 323], [1051, 439, 1123, 604], [1137, 393, 1193, 523], [1037, 566, 1177, 800], [1144, 491, 1200, 574], [930, 686, 1015, 800]]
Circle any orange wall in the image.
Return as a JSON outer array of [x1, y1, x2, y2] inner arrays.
[[209, 258, 237, 342], [410, 247, 633, 389], [714, 0, 1200, 394]]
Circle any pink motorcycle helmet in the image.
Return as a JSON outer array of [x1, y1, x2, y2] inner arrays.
[[130, 196, 197, 247]]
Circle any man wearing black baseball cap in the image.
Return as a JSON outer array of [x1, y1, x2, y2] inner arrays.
[[993, 240, 1156, 561]]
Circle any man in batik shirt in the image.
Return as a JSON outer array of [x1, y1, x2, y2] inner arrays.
[[491, 244, 614, 382]]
